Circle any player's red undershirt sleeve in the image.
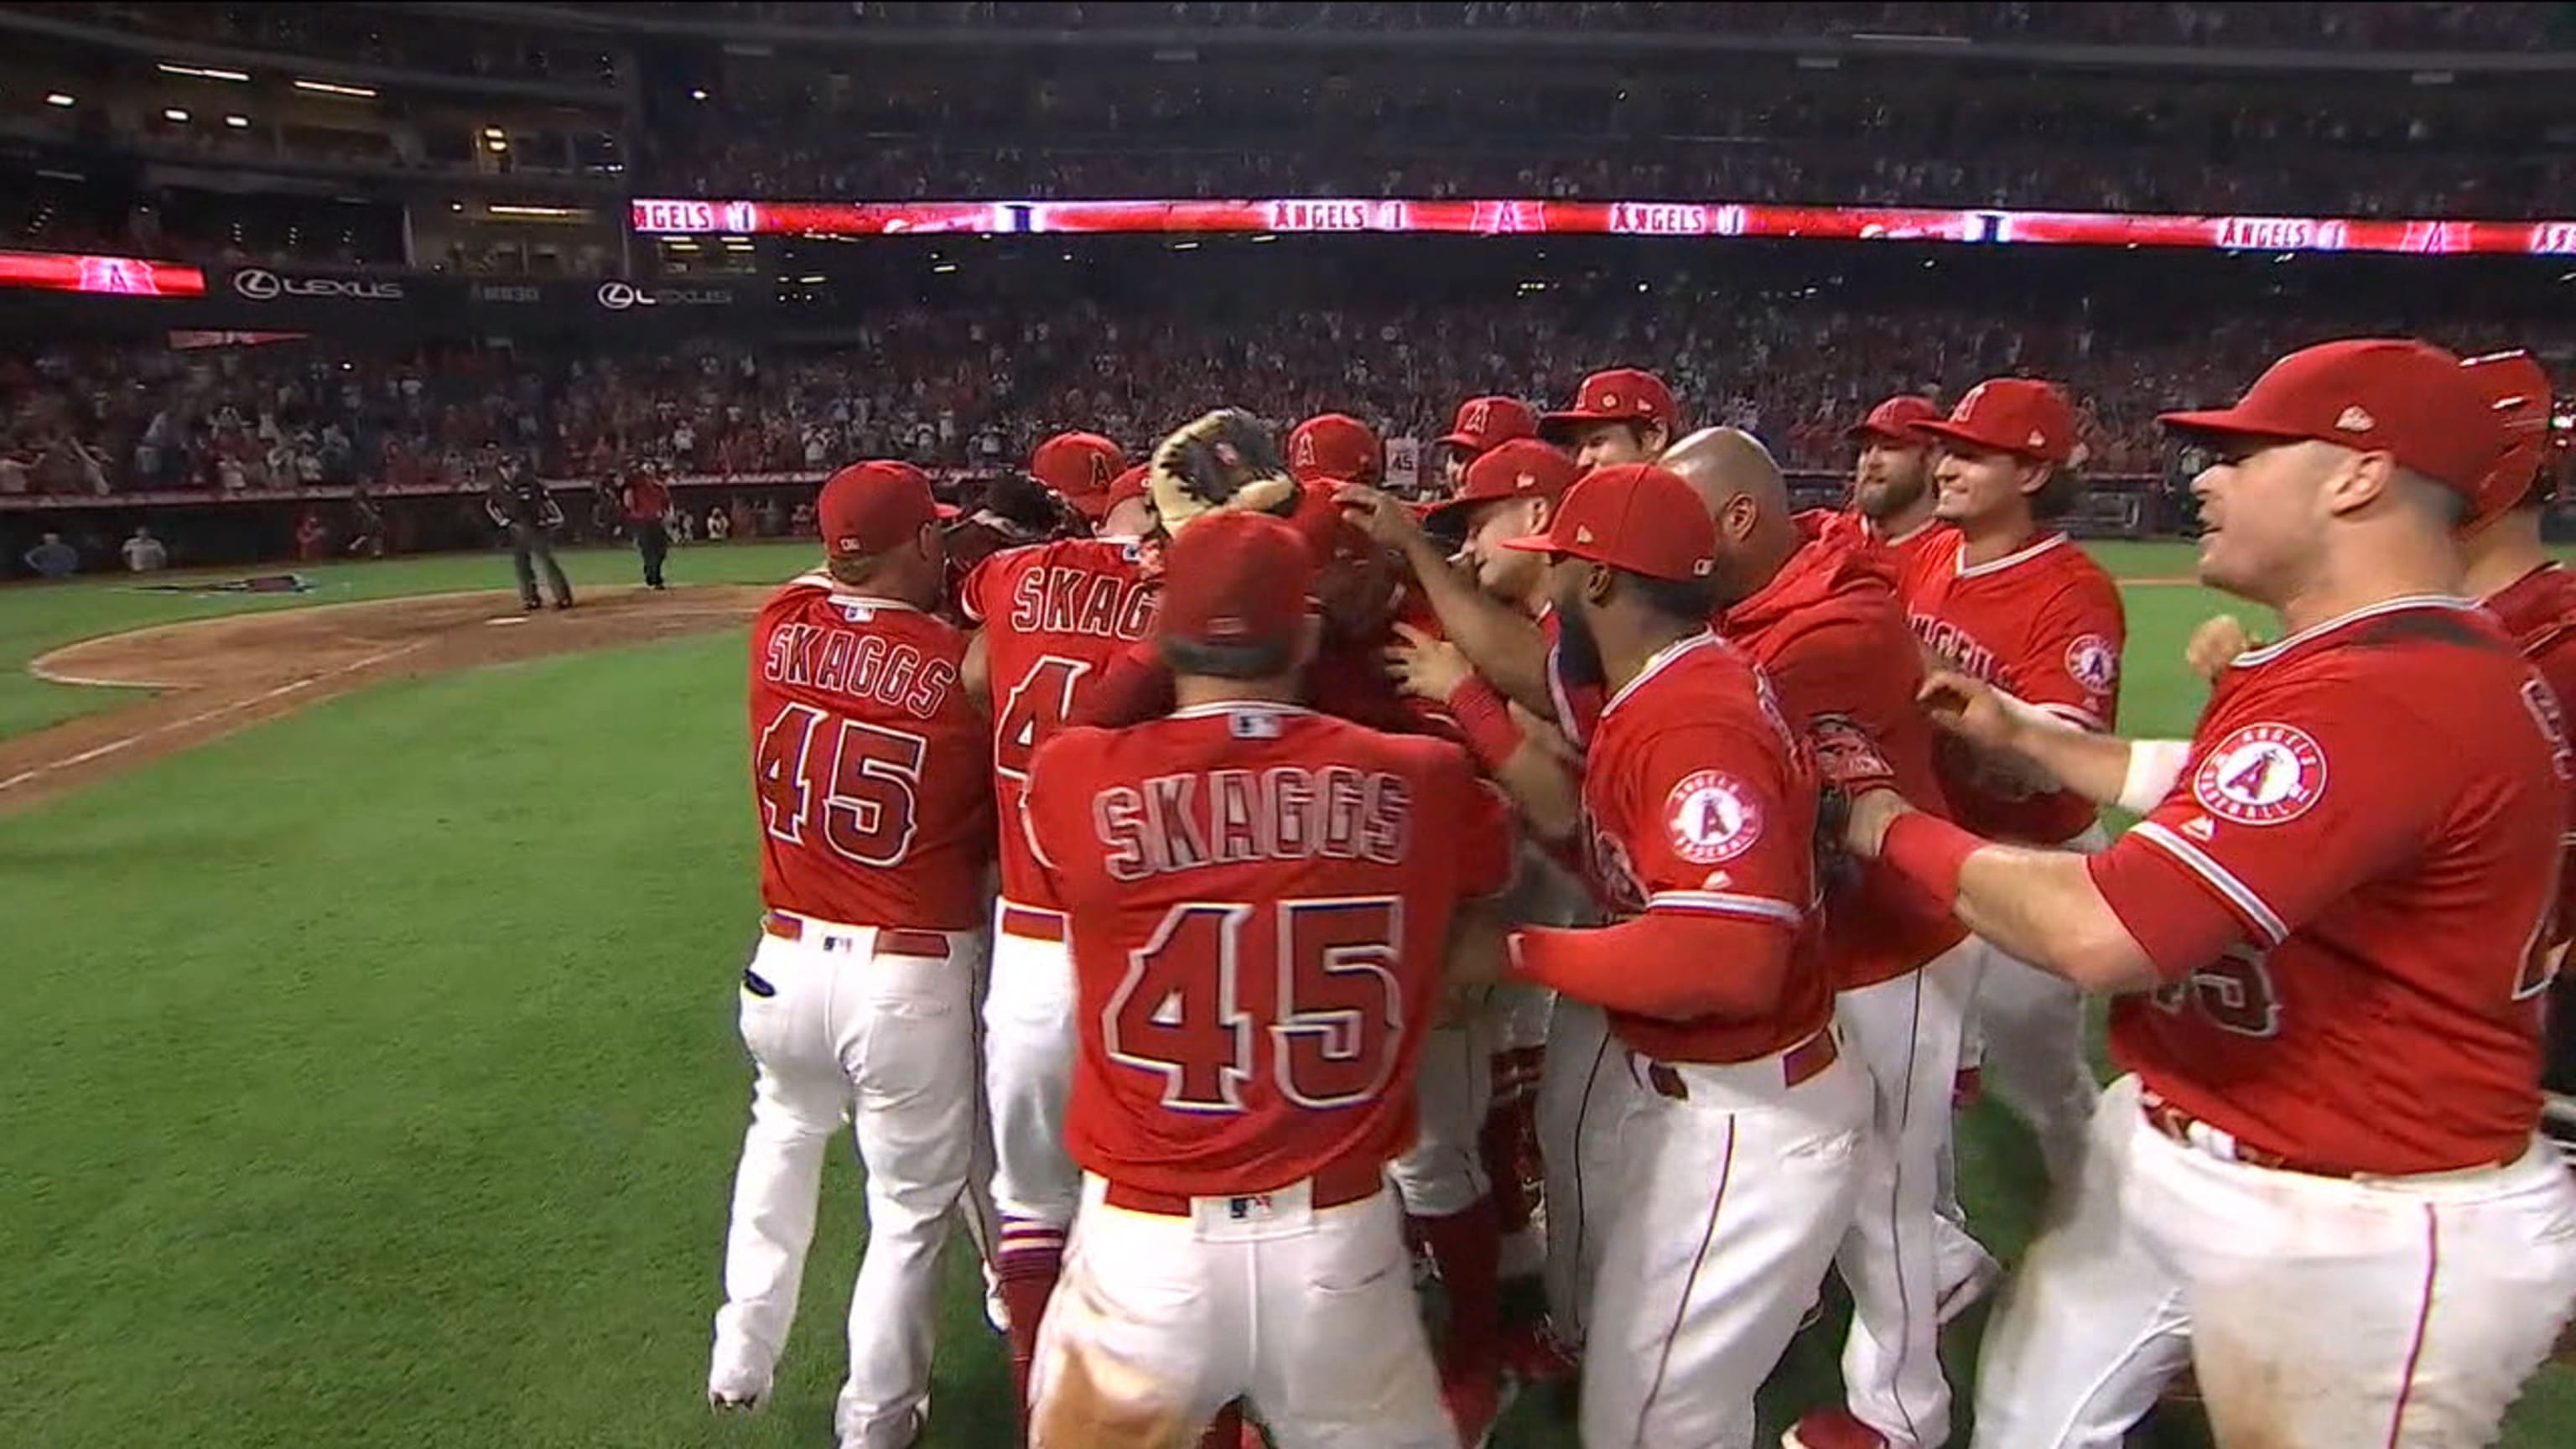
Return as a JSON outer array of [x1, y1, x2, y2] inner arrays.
[[1068, 639, 1176, 728], [1508, 907, 1796, 1019]]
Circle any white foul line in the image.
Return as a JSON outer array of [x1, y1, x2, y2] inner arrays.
[[0, 641, 429, 796]]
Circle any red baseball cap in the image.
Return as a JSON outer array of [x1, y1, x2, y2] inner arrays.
[[1029, 431, 1124, 519], [1287, 413, 1384, 486], [2459, 350, 2553, 521], [2158, 338, 2497, 496], [1438, 395, 1539, 454], [1846, 394, 1945, 445], [818, 460, 957, 557], [1156, 510, 1317, 653], [1541, 368, 1678, 439], [1915, 379, 2078, 465], [1104, 463, 1150, 512], [1426, 438, 1582, 522], [1500, 464, 1716, 582]]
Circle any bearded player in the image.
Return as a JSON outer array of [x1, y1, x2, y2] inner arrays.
[[1844, 395, 1950, 571], [1848, 339, 2576, 1448], [958, 446, 1161, 1426], [1488, 463, 1867, 1446], [709, 461, 990, 1448], [1019, 509, 1518, 1449], [1900, 378, 2125, 1192]]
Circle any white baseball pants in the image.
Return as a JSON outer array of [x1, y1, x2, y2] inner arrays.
[[1536, 995, 1637, 1342], [1387, 1006, 1495, 1218], [1973, 1073, 2576, 1449], [710, 916, 986, 1449], [1963, 824, 2108, 1189], [1831, 938, 1983, 1449], [1581, 1040, 1869, 1449], [984, 907, 1081, 1233], [1031, 1176, 1456, 1449]]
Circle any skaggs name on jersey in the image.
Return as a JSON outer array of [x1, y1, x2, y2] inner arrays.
[[1093, 766, 1413, 882], [761, 619, 958, 720], [1010, 564, 1157, 641]]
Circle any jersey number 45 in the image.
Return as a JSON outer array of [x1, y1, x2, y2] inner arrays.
[[1106, 897, 1406, 1114]]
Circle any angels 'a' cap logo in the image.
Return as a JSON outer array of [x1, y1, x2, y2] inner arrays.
[[1665, 770, 1763, 865], [2064, 634, 2119, 694], [1292, 433, 1316, 466], [2334, 405, 2376, 432], [2191, 722, 2326, 826]]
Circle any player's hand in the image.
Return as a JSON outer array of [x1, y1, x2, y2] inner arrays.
[[1917, 668, 2023, 754], [1335, 483, 1433, 560], [1382, 623, 1472, 703], [1841, 787, 1912, 859], [2184, 614, 2254, 683]]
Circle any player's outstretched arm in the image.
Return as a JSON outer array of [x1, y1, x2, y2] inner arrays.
[[1342, 485, 1554, 714], [1507, 909, 1796, 1021], [1385, 627, 1579, 842], [1846, 789, 2158, 992], [1919, 669, 2191, 813]]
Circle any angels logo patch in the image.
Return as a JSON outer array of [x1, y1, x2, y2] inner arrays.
[[2064, 634, 2119, 695], [2190, 722, 2326, 827], [1665, 770, 1763, 865]]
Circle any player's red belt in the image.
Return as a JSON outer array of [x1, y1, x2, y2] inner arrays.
[[2132, 1089, 2492, 1180], [1101, 1155, 1384, 1218], [999, 905, 1066, 942], [1639, 1032, 1839, 1103], [761, 910, 952, 960]]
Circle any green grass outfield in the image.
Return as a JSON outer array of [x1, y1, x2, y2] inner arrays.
[[0, 538, 2568, 1449]]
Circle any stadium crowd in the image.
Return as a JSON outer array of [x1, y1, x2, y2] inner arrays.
[[5, 292, 2567, 506]]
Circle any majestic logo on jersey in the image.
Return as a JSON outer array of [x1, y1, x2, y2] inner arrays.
[[2191, 722, 2325, 826], [1665, 770, 1763, 865], [2064, 633, 2119, 694]]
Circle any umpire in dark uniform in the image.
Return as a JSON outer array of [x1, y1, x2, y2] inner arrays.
[[485, 455, 574, 610], [621, 460, 674, 590]]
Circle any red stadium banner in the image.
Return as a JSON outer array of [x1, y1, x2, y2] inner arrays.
[[0, 249, 208, 296], [633, 197, 2576, 257]]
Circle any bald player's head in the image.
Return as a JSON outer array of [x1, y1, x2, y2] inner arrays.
[[1660, 427, 1794, 603]]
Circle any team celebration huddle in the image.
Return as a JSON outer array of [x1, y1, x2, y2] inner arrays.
[[704, 338, 2576, 1449]]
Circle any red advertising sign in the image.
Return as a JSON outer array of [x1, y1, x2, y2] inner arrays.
[[0, 250, 207, 295], [633, 197, 2576, 257]]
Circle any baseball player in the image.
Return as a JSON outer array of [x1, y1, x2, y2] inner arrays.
[[2189, 351, 2576, 1170], [1019, 509, 1518, 1449], [955, 453, 1161, 1424], [1899, 378, 2125, 1191], [1846, 338, 2576, 1448], [1287, 413, 1385, 491], [1436, 395, 1540, 490], [1099, 464, 1156, 540], [709, 460, 992, 1448], [1539, 367, 1680, 470], [1030, 431, 1125, 532], [622, 460, 675, 590], [1841, 395, 1952, 572], [484, 454, 574, 610], [1489, 463, 1867, 1447], [1656, 428, 1991, 1449]]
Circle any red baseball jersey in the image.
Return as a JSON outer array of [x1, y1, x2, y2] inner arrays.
[[960, 537, 1160, 915], [622, 476, 671, 523], [1900, 532, 2125, 844], [1727, 518, 1968, 989], [2091, 598, 2571, 1175], [748, 575, 994, 930], [1570, 632, 1833, 1063], [2484, 561, 2576, 942], [1022, 704, 1516, 1196], [1862, 516, 1955, 586]]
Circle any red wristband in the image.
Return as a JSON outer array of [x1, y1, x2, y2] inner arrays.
[[1445, 674, 1524, 773], [1880, 810, 1982, 910]]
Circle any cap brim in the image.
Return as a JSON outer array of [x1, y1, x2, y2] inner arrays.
[[1912, 419, 2048, 458], [2153, 407, 2306, 442], [934, 502, 961, 520], [1497, 531, 1571, 558], [1436, 432, 1483, 449]]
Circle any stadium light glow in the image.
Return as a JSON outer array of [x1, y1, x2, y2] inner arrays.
[[224, 115, 251, 129], [163, 108, 190, 122], [157, 62, 251, 82], [44, 92, 74, 107], [293, 79, 377, 99]]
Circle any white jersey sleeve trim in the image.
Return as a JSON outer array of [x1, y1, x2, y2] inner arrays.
[[2127, 820, 2290, 944]]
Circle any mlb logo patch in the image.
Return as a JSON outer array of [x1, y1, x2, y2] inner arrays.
[[1230, 709, 1285, 740], [1228, 1193, 1273, 1222]]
